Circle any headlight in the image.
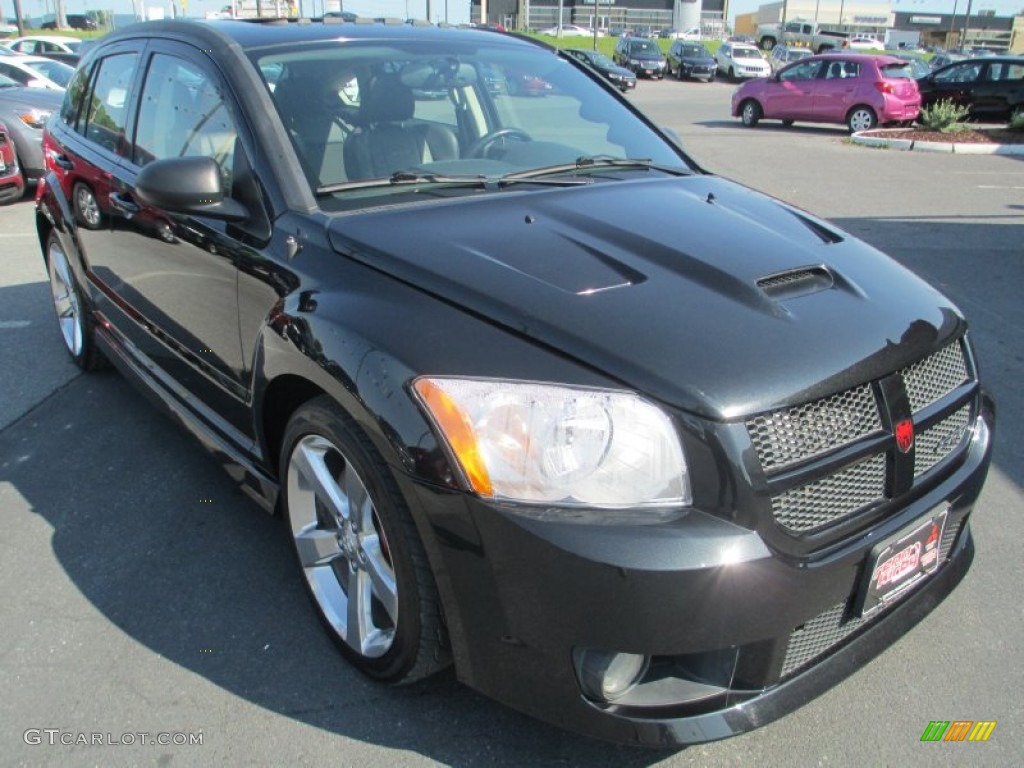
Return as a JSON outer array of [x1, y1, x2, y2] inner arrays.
[[17, 109, 52, 129], [413, 378, 690, 508]]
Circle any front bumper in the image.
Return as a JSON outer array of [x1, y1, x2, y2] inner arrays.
[[404, 397, 994, 746]]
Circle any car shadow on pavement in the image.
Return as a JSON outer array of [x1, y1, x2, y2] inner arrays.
[[0, 367, 673, 766]]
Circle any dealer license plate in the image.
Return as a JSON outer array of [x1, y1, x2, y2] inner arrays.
[[855, 508, 947, 618]]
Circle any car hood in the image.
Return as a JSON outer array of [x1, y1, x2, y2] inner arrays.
[[628, 52, 664, 61], [681, 56, 716, 66], [327, 175, 962, 420], [0, 86, 64, 110]]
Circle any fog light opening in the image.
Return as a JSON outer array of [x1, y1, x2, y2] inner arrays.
[[573, 648, 650, 703]]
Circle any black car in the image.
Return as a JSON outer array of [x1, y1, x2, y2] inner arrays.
[[563, 47, 636, 91], [917, 56, 1024, 121], [666, 41, 716, 81], [38, 18, 993, 747], [41, 14, 98, 31], [613, 36, 666, 78]]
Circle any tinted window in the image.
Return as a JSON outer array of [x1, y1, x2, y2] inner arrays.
[[133, 53, 238, 190], [879, 63, 914, 80], [59, 65, 92, 130], [781, 60, 822, 82], [985, 62, 1024, 81], [82, 53, 139, 155], [935, 62, 982, 83]]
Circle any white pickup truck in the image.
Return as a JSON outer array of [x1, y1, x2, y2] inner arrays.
[[756, 19, 850, 54]]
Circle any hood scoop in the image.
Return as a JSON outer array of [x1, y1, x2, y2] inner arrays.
[[758, 265, 835, 300]]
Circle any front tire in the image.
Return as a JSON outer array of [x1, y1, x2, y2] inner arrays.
[[45, 233, 105, 370], [281, 396, 449, 683], [741, 99, 762, 127], [847, 105, 878, 133]]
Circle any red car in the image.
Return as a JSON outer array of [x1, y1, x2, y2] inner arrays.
[[731, 53, 921, 132], [0, 119, 25, 203]]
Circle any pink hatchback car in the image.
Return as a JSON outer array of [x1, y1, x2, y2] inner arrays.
[[731, 53, 921, 133]]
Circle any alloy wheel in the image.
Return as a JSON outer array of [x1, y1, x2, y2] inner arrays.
[[47, 240, 84, 357], [286, 434, 398, 658]]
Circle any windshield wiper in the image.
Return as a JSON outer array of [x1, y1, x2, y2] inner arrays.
[[317, 168, 590, 195], [502, 156, 693, 182], [317, 171, 489, 195]]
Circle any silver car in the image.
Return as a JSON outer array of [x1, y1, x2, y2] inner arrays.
[[0, 74, 63, 185]]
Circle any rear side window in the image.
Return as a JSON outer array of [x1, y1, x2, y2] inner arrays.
[[82, 53, 139, 156], [985, 62, 1024, 81]]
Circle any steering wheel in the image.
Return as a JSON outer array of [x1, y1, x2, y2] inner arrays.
[[466, 128, 533, 159]]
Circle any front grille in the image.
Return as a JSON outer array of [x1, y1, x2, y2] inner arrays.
[[771, 454, 886, 532], [781, 518, 965, 678], [748, 340, 974, 536], [746, 384, 881, 471], [916, 405, 971, 477], [902, 342, 969, 413]]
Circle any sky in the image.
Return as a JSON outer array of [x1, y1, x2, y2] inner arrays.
[[8, 0, 1022, 27]]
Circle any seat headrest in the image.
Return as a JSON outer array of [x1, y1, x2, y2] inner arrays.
[[361, 76, 415, 124]]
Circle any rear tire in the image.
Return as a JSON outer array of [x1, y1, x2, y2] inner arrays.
[[740, 99, 762, 127], [847, 105, 878, 133], [281, 396, 450, 684], [73, 182, 103, 230]]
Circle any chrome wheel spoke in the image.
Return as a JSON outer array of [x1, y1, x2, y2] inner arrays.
[[361, 533, 398, 624], [345, 567, 379, 654], [294, 523, 343, 567], [291, 437, 350, 524], [343, 462, 373, 532]]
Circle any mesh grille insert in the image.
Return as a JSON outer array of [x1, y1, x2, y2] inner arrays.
[[915, 405, 971, 477], [902, 342, 969, 413], [781, 519, 964, 678], [771, 454, 886, 532], [746, 384, 882, 472]]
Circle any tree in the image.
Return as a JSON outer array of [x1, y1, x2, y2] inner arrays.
[[56, 0, 69, 29]]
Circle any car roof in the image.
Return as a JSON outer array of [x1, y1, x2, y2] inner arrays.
[[99, 17, 544, 54], [12, 35, 78, 44]]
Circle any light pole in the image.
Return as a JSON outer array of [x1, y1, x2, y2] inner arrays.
[[961, 0, 974, 51]]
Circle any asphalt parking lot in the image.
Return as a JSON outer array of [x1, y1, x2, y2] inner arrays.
[[1, 77, 1022, 767]]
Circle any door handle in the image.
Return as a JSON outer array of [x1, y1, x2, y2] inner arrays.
[[109, 192, 140, 217], [51, 154, 74, 171]]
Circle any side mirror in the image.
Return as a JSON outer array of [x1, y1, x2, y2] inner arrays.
[[135, 156, 248, 222]]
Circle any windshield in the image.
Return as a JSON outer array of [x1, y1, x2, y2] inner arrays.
[[628, 40, 661, 55], [787, 49, 811, 62], [28, 59, 74, 87], [733, 48, 762, 59], [252, 36, 692, 209], [586, 52, 615, 68], [681, 45, 709, 58]]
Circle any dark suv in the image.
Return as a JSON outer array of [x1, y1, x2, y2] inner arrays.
[[37, 18, 993, 748], [42, 13, 98, 31], [613, 36, 667, 78]]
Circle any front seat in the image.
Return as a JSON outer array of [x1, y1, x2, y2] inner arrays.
[[343, 75, 457, 180]]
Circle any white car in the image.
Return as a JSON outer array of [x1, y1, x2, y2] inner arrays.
[[7, 35, 82, 55], [847, 36, 884, 52], [669, 27, 702, 41], [0, 55, 74, 89], [716, 42, 771, 80], [537, 24, 601, 37]]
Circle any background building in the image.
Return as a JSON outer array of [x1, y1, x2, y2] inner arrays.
[[472, 0, 727, 36]]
